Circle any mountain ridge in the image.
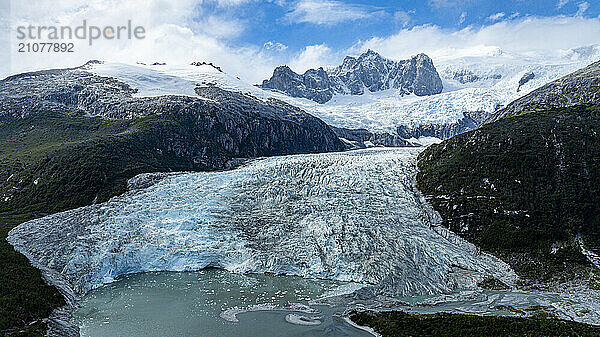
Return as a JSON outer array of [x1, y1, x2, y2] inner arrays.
[[259, 50, 443, 103], [417, 58, 600, 285], [487, 59, 600, 122]]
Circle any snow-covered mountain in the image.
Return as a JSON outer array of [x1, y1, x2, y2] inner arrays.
[[258, 50, 443, 103], [86, 45, 600, 145]]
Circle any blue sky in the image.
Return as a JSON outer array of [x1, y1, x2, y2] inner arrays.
[[3, 0, 600, 81], [194, 0, 600, 55]]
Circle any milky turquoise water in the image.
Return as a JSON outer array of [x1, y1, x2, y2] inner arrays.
[[72, 269, 373, 337]]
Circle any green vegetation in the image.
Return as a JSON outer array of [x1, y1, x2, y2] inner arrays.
[[0, 112, 219, 215], [350, 310, 600, 337], [417, 104, 600, 283], [0, 213, 64, 336], [0, 111, 227, 336]]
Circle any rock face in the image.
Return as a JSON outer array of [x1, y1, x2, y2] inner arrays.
[[452, 69, 481, 84], [259, 66, 334, 104], [8, 149, 515, 297], [331, 126, 421, 148], [395, 111, 491, 141], [451, 69, 502, 84], [0, 63, 345, 214], [517, 72, 535, 92], [259, 50, 443, 103], [488, 60, 600, 122], [0, 64, 344, 155]]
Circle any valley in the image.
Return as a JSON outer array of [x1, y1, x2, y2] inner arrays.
[[1, 45, 600, 337]]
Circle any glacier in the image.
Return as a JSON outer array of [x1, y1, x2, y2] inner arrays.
[[8, 148, 516, 298]]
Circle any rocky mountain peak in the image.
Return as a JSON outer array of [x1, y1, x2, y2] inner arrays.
[[259, 50, 443, 103]]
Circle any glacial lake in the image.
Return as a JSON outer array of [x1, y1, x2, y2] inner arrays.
[[72, 268, 600, 337], [72, 269, 373, 337]]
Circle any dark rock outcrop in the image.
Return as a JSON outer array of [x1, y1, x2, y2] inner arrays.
[[451, 69, 502, 84], [259, 50, 443, 103], [396, 111, 490, 140], [258, 65, 334, 104], [517, 72, 535, 92], [0, 66, 345, 156], [331, 126, 419, 148]]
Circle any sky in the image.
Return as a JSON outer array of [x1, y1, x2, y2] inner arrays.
[[1, 0, 600, 82]]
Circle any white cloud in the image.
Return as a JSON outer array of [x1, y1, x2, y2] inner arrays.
[[210, 0, 256, 7], [1, 0, 281, 83], [289, 44, 336, 73], [508, 12, 520, 19], [351, 16, 600, 62], [576, 2, 589, 17], [285, 0, 378, 25], [458, 12, 466, 25], [264, 41, 288, 51], [428, 0, 471, 9], [428, 0, 454, 8], [487, 12, 505, 22], [191, 16, 245, 39], [557, 0, 570, 9], [394, 10, 414, 28]]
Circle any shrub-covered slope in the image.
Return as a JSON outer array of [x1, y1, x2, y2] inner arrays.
[[0, 66, 345, 336], [350, 310, 600, 337], [417, 104, 600, 283]]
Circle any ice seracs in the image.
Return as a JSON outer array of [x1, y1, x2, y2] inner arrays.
[[8, 148, 516, 297]]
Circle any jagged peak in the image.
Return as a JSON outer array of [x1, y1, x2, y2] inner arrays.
[[190, 61, 223, 72], [259, 49, 443, 103], [362, 49, 382, 57]]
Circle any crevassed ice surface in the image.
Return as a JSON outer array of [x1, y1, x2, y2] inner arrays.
[[8, 148, 515, 296]]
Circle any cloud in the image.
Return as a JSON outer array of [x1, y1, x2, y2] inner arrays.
[[487, 12, 505, 22], [191, 16, 246, 39], [557, 0, 570, 9], [2, 0, 280, 83], [394, 10, 415, 27], [351, 16, 600, 62], [458, 12, 466, 25], [264, 41, 288, 51], [394, 10, 414, 28], [284, 0, 379, 25], [289, 44, 336, 73], [210, 0, 256, 6], [508, 12, 520, 19], [576, 2, 589, 17], [428, 0, 471, 9]]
